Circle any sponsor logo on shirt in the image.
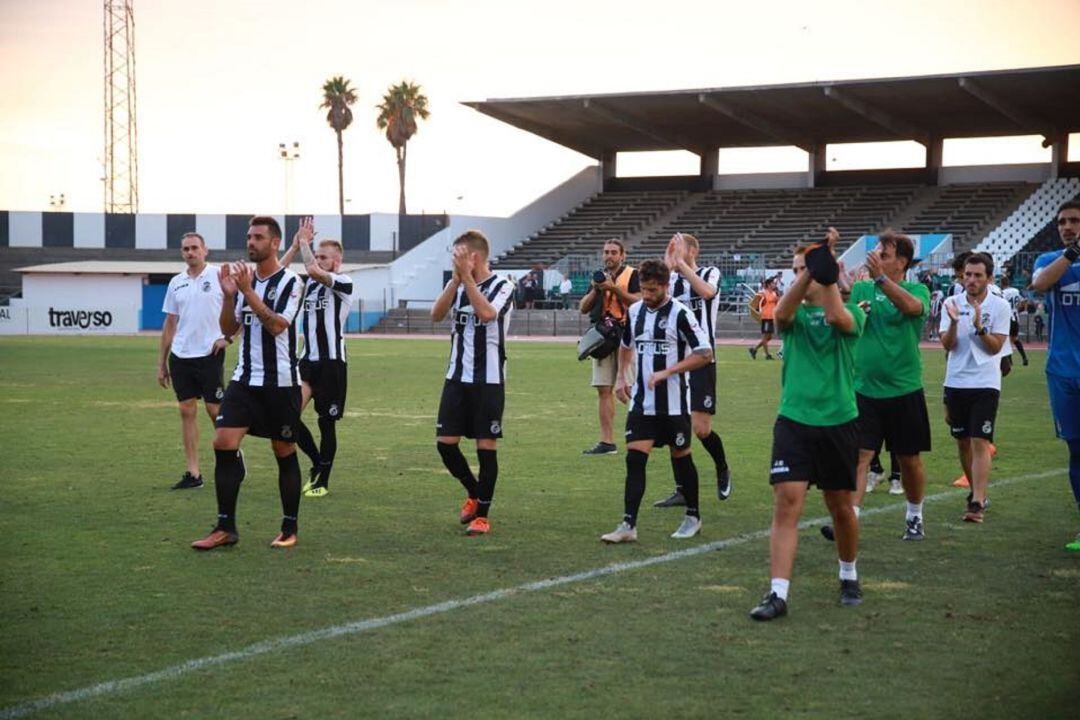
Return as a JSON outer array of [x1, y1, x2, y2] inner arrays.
[[770, 460, 790, 475], [635, 340, 671, 354]]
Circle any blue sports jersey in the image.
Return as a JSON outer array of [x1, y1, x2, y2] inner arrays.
[[1033, 249, 1080, 377]]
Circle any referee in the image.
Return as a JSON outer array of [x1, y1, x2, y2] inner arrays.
[[158, 232, 229, 490]]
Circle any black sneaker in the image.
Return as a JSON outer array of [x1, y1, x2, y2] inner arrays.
[[171, 472, 204, 490], [820, 524, 835, 541], [965, 492, 991, 510], [653, 490, 686, 508], [749, 591, 788, 621], [583, 442, 618, 456], [748, 347, 757, 360], [840, 579, 863, 607], [717, 466, 732, 501], [765, 353, 775, 360], [901, 516, 925, 541]]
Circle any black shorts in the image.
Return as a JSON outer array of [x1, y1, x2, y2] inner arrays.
[[625, 413, 692, 450], [216, 381, 303, 442], [299, 359, 348, 421], [760, 319, 775, 334], [769, 416, 858, 491], [943, 387, 1000, 441], [689, 363, 717, 415], [857, 389, 931, 456], [169, 352, 225, 404], [436, 380, 505, 440]]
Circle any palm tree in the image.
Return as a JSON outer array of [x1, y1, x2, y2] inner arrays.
[[376, 81, 430, 215], [320, 76, 358, 215]]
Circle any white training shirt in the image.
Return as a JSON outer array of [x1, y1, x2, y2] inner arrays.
[[940, 291, 1011, 391], [162, 264, 224, 358]]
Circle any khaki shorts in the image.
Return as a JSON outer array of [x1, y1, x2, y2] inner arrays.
[[591, 353, 636, 387]]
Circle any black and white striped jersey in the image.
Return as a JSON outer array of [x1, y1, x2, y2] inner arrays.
[[232, 266, 303, 387], [300, 273, 353, 362], [621, 298, 711, 416], [444, 275, 514, 385], [668, 265, 721, 357]]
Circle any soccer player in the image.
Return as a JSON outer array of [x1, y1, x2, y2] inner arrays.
[[280, 218, 354, 498], [578, 239, 641, 455], [848, 231, 932, 540], [1030, 200, 1080, 551], [158, 232, 228, 489], [191, 216, 305, 551], [653, 233, 732, 508], [432, 230, 514, 536], [600, 259, 713, 543], [748, 278, 778, 360], [940, 252, 1010, 524], [999, 274, 1029, 367], [749, 233, 867, 621]]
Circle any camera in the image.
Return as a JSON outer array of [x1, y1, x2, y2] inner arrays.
[[593, 270, 607, 284]]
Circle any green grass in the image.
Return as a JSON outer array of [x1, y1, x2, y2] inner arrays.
[[0, 337, 1077, 719]]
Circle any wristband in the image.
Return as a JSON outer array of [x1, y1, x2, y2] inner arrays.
[[975, 327, 988, 336], [1064, 245, 1080, 263], [873, 275, 887, 286]]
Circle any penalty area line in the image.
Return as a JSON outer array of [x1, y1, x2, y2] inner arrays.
[[0, 468, 1062, 719]]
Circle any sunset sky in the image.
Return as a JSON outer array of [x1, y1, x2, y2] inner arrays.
[[1, 0, 1078, 217]]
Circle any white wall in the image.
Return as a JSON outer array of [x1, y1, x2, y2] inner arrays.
[[369, 213, 399, 252], [9, 212, 42, 247], [73, 213, 105, 248], [386, 166, 599, 304], [714, 171, 809, 190], [940, 163, 1049, 185], [196, 215, 228, 250], [135, 213, 168, 249]]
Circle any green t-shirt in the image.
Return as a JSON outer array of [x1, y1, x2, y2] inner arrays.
[[850, 280, 930, 399], [778, 302, 865, 426]]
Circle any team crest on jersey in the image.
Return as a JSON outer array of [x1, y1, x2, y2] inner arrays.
[[329, 404, 339, 417], [704, 395, 713, 409], [280, 424, 293, 439], [490, 421, 502, 435], [202, 281, 211, 292], [675, 432, 686, 447], [267, 287, 278, 302], [981, 420, 993, 434], [215, 387, 224, 400], [657, 318, 668, 330]]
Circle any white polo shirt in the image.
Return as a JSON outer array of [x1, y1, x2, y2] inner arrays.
[[940, 291, 1011, 391], [163, 264, 224, 358]]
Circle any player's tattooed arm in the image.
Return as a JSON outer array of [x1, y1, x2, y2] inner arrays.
[[234, 262, 290, 336]]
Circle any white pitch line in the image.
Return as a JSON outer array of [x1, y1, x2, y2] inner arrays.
[[0, 468, 1062, 719]]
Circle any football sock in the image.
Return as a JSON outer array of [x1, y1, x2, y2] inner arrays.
[[437, 442, 478, 498], [476, 449, 498, 519], [839, 560, 858, 581], [673, 454, 700, 519], [276, 452, 301, 534], [1068, 439, 1080, 514], [316, 416, 337, 488], [294, 420, 320, 467], [700, 431, 728, 473], [213, 448, 244, 532], [623, 449, 648, 527], [889, 453, 900, 481], [770, 577, 790, 601], [1015, 339, 1028, 364], [668, 457, 683, 493], [870, 452, 883, 475], [906, 501, 923, 521]]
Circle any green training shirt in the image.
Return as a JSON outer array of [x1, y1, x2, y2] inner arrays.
[[778, 301, 865, 426], [850, 279, 929, 399]]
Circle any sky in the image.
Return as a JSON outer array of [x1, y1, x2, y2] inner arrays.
[[1, 0, 1078, 218]]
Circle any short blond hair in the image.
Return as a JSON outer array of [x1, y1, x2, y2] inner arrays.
[[679, 233, 699, 251], [318, 238, 343, 255], [454, 230, 490, 258]]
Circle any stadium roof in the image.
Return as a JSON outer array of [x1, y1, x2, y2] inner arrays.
[[15, 261, 387, 275], [464, 65, 1080, 158]]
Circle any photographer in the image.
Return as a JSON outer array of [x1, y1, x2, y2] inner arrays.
[[579, 238, 641, 455]]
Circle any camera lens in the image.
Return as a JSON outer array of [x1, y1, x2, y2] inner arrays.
[[593, 270, 607, 283]]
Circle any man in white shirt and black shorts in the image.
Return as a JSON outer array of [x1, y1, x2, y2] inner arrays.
[[191, 216, 305, 551], [940, 252, 1011, 524], [158, 232, 229, 490]]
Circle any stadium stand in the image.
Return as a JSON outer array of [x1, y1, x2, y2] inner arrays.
[[493, 182, 1037, 270], [974, 177, 1080, 268]]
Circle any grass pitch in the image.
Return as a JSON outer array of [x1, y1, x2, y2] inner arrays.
[[0, 336, 1077, 719]]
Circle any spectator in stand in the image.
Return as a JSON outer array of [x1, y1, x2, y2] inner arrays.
[[560, 275, 573, 309]]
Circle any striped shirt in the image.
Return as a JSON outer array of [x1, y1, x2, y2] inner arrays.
[[444, 275, 514, 385], [300, 273, 354, 362], [232, 267, 303, 387], [668, 265, 721, 360], [621, 298, 711, 416]]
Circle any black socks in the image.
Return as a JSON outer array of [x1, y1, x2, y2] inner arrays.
[[213, 448, 244, 532], [624, 449, 649, 527], [672, 454, 700, 519], [700, 431, 728, 473], [276, 452, 301, 535], [476, 449, 498, 518], [437, 442, 479, 498], [295, 420, 320, 467]]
